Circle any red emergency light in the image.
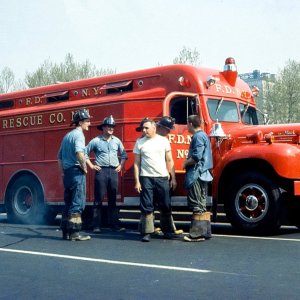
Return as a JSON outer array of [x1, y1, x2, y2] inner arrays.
[[252, 86, 260, 97], [178, 76, 191, 88], [224, 57, 237, 72], [222, 57, 238, 86]]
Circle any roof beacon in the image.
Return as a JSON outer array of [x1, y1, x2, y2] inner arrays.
[[222, 57, 238, 86]]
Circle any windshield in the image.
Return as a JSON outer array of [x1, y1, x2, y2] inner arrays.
[[207, 98, 239, 122], [207, 98, 262, 125]]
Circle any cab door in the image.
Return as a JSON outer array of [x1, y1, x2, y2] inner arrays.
[[162, 93, 203, 204]]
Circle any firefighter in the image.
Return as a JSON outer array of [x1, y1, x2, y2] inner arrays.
[[182, 115, 213, 242], [133, 118, 174, 242], [57, 108, 92, 241], [136, 117, 161, 234], [135, 117, 150, 133], [86, 115, 127, 232], [156, 116, 183, 235]]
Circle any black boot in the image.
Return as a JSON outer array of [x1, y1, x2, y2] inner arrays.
[[108, 206, 125, 231], [92, 206, 102, 233], [141, 234, 151, 242], [60, 212, 70, 240], [140, 213, 154, 242], [68, 213, 91, 241], [160, 212, 174, 239], [69, 231, 91, 241], [183, 212, 211, 242]]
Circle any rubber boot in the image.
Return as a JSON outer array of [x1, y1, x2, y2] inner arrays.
[[108, 206, 125, 231], [160, 212, 174, 239], [60, 212, 69, 240], [140, 213, 154, 242], [203, 212, 212, 239], [183, 212, 211, 242], [92, 206, 102, 233], [68, 213, 91, 241], [194, 211, 211, 239]]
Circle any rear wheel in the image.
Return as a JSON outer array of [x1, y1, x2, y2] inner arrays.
[[5, 175, 45, 224], [224, 172, 282, 234]]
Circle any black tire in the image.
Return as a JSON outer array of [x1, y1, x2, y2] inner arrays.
[[5, 175, 45, 224], [224, 172, 282, 234]]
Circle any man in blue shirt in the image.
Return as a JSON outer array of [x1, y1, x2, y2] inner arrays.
[[57, 108, 92, 241], [182, 115, 213, 242], [86, 115, 128, 232]]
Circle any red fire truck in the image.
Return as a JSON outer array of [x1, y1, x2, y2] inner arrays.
[[1, 58, 300, 233]]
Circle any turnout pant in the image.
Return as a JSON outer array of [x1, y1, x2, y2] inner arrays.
[[189, 212, 212, 239], [187, 177, 207, 213]]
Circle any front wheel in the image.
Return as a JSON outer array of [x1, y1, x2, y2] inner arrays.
[[224, 172, 282, 234], [5, 175, 45, 224]]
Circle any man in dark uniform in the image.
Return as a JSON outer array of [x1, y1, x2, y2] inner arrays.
[[57, 108, 92, 241], [86, 115, 127, 232]]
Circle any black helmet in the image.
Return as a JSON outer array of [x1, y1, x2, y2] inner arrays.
[[71, 109, 91, 125], [136, 117, 151, 132], [157, 116, 175, 130], [97, 115, 116, 130]]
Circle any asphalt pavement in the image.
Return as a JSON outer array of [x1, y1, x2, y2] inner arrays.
[[1, 213, 300, 300]]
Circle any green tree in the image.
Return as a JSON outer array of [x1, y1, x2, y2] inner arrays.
[[173, 46, 201, 66], [0, 67, 15, 93], [25, 53, 116, 88], [265, 60, 300, 123]]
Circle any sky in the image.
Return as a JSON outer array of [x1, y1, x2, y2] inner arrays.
[[1, 0, 300, 80]]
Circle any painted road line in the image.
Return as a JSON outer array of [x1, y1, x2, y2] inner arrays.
[[214, 234, 300, 242], [0, 247, 211, 273]]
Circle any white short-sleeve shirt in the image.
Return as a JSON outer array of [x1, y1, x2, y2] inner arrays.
[[133, 134, 171, 177]]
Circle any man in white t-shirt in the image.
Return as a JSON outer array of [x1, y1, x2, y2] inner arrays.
[[133, 119, 175, 242]]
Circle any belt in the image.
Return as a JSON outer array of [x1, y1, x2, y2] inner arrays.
[[100, 166, 117, 168], [65, 166, 83, 171]]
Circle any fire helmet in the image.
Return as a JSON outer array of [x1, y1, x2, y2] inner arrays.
[[136, 117, 151, 132], [97, 115, 116, 130], [156, 116, 175, 130], [70, 109, 91, 125]]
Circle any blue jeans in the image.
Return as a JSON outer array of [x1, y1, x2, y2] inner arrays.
[[63, 167, 86, 215]]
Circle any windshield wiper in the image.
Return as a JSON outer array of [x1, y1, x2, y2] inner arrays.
[[215, 97, 224, 115], [241, 102, 250, 119]]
